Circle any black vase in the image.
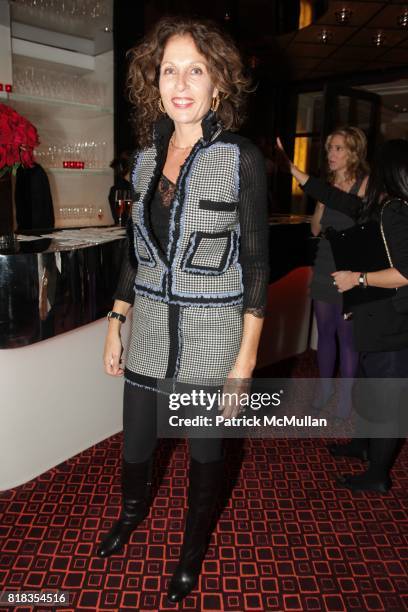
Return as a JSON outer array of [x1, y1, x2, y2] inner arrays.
[[0, 171, 17, 252]]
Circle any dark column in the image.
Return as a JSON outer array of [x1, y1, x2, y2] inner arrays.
[[113, 0, 145, 156]]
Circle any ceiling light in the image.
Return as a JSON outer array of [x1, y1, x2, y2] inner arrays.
[[335, 7, 353, 24], [318, 29, 333, 44], [397, 8, 408, 28], [372, 31, 386, 47]]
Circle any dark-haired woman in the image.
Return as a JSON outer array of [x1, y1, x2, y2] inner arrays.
[[97, 17, 269, 603], [278, 137, 408, 494]]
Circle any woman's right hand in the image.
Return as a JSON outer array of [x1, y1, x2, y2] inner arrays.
[[275, 137, 293, 172], [103, 329, 124, 376], [275, 137, 310, 186]]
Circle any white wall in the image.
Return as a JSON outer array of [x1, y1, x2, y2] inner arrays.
[[0, 318, 130, 491]]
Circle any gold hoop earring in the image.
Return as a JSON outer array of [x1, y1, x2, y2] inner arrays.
[[211, 95, 220, 112], [158, 98, 166, 114]]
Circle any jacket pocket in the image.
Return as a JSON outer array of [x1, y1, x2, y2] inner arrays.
[[134, 225, 156, 267], [181, 230, 237, 275], [198, 200, 237, 212]]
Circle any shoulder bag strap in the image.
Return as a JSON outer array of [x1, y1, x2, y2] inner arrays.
[[380, 197, 408, 268]]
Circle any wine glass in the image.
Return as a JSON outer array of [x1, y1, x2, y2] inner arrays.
[[115, 189, 131, 225]]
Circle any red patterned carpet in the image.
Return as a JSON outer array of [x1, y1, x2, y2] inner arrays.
[[0, 351, 407, 612]]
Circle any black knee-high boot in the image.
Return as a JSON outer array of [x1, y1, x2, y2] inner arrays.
[[97, 458, 152, 557], [328, 438, 369, 461], [336, 438, 397, 493], [167, 458, 224, 603]]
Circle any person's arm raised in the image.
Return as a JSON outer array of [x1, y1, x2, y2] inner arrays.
[[275, 137, 361, 220]]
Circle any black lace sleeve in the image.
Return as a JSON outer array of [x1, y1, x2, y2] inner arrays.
[[239, 141, 270, 317], [112, 219, 137, 305]]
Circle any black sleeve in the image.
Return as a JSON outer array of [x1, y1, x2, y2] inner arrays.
[[112, 152, 139, 304], [112, 221, 138, 305], [239, 141, 270, 317], [302, 176, 361, 221], [382, 201, 408, 279]]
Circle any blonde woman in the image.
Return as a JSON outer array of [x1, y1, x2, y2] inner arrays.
[[310, 127, 369, 421]]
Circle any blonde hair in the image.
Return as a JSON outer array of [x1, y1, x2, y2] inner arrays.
[[325, 126, 369, 183]]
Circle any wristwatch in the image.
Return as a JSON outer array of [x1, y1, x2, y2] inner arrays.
[[107, 310, 126, 323], [358, 272, 368, 289]]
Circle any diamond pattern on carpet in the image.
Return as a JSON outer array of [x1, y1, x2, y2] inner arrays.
[[0, 352, 407, 611]]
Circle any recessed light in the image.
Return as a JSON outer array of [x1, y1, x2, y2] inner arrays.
[[318, 29, 333, 44], [372, 31, 386, 47], [397, 8, 408, 28], [335, 8, 353, 24]]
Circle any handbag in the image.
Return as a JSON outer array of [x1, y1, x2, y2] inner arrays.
[[380, 198, 408, 314], [325, 221, 395, 311]]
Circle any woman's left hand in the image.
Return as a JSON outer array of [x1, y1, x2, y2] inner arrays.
[[331, 270, 359, 292], [220, 363, 253, 419]]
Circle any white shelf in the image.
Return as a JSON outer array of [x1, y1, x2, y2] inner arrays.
[[12, 37, 95, 70], [6, 92, 113, 118], [3, 2, 114, 226], [46, 168, 112, 175]]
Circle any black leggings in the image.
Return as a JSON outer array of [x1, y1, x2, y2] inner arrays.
[[123, 383, 223, 464]]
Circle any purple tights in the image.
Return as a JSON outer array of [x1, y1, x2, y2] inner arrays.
[[314, 300, 359, 418]]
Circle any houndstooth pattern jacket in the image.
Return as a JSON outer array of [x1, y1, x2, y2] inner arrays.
[[119, 111, 269, 389], [131, 112, 246, 308]]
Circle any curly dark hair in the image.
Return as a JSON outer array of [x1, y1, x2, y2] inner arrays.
[[126, 16, 252, 148]]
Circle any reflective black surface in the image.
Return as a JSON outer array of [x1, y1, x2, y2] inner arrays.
[[0, 221, 314, 349], [0, 234, 126, 349], [269, 221, 316, 283]]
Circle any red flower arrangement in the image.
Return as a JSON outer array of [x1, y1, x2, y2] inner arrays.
[[0, 103, 39, 178]]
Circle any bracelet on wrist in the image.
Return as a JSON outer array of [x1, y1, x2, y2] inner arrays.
[[107, 310, 126, 323]]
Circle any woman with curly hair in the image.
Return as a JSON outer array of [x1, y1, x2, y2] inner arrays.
[[309, 127, 369, 419], [96, 16, 269, 602]]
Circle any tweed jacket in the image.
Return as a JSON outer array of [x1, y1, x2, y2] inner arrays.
[[130, 112, 248, 308], [114, 112, 269, 389]]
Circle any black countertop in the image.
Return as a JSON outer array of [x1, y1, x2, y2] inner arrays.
[[0, 222, 316, 349]]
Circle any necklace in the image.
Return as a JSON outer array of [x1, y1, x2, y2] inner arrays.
[[169, 136, 196, 150]]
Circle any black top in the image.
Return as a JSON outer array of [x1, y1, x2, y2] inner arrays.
[[303, 176, 408, 279], [114, 140, 270, 316], [149, 174, 175, 256], [309, 178, 362, 304]]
